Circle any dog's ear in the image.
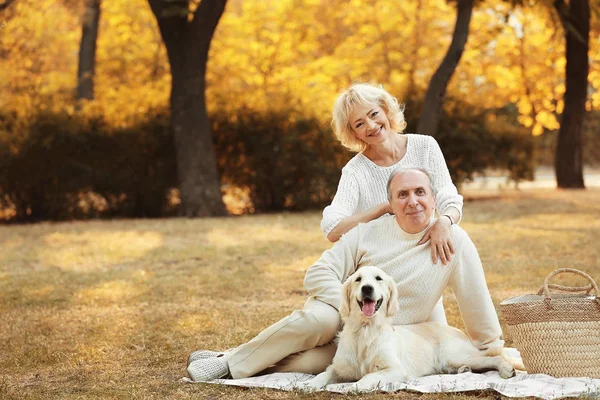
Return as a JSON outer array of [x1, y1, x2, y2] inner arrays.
[[339, 276, 353, 319], [386, 278, 399, 318]]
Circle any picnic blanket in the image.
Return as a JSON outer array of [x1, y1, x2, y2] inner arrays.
[[183, 348, 600, 399], [184, 371, 600, 399]]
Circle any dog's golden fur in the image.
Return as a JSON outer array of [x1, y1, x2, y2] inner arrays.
[[304, 266, 523, 391]]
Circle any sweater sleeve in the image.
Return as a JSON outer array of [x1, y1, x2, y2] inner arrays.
[[321, 168, 360, 237], [448, 234, 504, 350], [426, 136, 464, 223], [304, 226, 361, 311]]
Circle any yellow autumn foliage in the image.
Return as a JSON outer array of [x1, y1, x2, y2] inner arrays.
[[0, 0, 598, 136]]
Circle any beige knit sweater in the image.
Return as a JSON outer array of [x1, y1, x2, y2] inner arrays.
[[305, 215, 504, 350]]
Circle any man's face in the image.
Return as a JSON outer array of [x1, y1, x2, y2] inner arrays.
[[389, 170, 436, 233]]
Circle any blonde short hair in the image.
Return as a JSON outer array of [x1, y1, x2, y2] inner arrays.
[[332, 83, 407, 152]]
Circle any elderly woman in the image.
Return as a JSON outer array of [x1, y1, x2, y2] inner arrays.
[[323, 82, 464, 323]]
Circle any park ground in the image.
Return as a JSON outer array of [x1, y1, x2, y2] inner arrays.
[[1, 186, 600, 399]]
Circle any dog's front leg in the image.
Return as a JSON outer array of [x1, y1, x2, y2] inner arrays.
[[353, 369, 408, 391], [300, 365, 338, 391]]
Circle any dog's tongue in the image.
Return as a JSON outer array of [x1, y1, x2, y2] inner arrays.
[[362, 299, 376, 317]]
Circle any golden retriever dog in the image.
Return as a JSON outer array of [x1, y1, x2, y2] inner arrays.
[[303, 266, 522, 391]]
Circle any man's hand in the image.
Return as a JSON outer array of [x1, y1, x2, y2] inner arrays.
[[418, 217, 455, 265]]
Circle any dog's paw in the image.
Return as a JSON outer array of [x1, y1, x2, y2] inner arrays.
[[457, 365, 472, 374], [498, 362, 516, 379]]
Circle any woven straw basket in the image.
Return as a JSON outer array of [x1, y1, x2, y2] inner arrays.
[[500, 268, 600, 378]]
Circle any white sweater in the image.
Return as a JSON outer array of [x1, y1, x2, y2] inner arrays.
[[305, 215, 503, 350], [321, 134, 463, 237]]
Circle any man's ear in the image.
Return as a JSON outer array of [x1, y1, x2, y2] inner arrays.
[[339, 277, 353, 319], [386, 278, 399, 318]]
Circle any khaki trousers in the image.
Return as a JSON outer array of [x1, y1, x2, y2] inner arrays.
[[227, 297, 341, 379]]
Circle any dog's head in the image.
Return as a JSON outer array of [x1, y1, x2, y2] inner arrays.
[[339, 266, 399, 321]]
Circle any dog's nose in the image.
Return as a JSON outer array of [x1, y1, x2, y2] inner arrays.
[[361, 285, 374, 296]]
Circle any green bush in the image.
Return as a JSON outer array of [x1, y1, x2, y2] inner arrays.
[[212, 110, 350, 213], [0, 98, 536, 222], [0, 107, 349, 220], [0, 110, 177, 221]]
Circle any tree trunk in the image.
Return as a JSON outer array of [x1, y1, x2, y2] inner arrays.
[[554, 0, 589, 189], [76, 0, 101, 101], [0, 0, 16, 12], [417, 0, 474, 135], [170, 58, 226, 217], [149, 0, 227, 217]]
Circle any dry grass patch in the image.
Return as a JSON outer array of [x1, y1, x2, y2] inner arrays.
[[1, 189, 599, 399]]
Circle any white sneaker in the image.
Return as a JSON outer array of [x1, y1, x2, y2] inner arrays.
[[187, 356, 230, 382], [187, 350, 223, 366]]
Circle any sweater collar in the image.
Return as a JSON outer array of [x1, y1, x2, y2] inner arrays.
[[390, 215, 436, 239]]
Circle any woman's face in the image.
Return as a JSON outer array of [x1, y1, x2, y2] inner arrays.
[[348, 104, 391, 145]]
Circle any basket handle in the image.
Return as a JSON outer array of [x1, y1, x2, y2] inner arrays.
[[537, 269, 600, 302], [537, 283, 594, 295]]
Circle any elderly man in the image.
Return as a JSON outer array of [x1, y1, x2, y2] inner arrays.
[[187, 167, 503, 381]]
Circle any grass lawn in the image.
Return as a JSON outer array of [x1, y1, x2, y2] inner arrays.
[[1, 188, 599, 399]]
